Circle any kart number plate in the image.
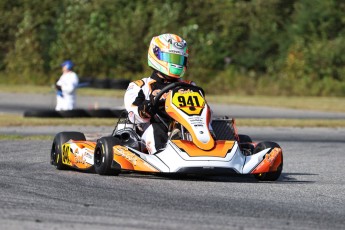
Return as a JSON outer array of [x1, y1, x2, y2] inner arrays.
[[172, 90, 205, 115]]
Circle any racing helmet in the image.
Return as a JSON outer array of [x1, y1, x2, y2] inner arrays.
[[61, 60, 74, 70], [148, 34, 188, 79]]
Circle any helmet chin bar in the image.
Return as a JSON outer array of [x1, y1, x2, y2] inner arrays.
[[155, 71, 179, 81]]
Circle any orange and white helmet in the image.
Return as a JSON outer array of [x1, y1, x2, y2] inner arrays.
[[148, 34, 188, 79]]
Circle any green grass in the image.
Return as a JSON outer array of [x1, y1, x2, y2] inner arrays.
[[0, 84, 53, 94], [206, 95, 345, 113], [0, 114, 344, 128], [0, 84, 126, 97], [235, 118, 345, 127], [0, 114, 118, 127]]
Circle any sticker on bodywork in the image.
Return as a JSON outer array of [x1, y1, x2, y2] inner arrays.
[[172, 90, 205, 115]]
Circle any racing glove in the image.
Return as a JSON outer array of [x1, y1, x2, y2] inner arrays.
[[138, 100, 153, 119]]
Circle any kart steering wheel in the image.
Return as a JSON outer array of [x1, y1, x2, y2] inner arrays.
[[151, 82, 205, 117]]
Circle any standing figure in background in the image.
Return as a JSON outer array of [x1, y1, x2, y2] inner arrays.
[[55, 60, 79, 111]]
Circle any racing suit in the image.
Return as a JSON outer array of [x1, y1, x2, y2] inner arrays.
[[124, 71, 193, 154], [55, 71, 79, 111]]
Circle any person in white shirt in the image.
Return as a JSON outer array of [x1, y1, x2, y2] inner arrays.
[[55, 60, 79, 111]]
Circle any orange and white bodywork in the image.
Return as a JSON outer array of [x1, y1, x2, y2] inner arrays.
[[61, 141, 96, 170], [62, 137, 282, 175], [112, 145, 159, 172], [250, 147, 283, 174]]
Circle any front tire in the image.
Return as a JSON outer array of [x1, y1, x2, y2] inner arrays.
[[51, 132, 86, 170], [253, 141, 283, 181], [94, 137, 121, 175]]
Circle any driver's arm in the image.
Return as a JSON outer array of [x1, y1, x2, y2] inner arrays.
[[124, 81, 151, 124]]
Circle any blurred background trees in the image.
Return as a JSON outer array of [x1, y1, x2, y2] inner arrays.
[[0, 0, 344, 96]]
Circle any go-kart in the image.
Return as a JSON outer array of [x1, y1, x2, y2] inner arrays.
[[50, 82, 283, 181]]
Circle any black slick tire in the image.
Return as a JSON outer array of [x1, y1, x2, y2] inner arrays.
[[94, 136, 121, 175], [253, 141, 283, 181], [51, 132, 86, 170]]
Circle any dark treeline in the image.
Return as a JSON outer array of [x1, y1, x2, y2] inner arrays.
[[1, 0, 345, 96]]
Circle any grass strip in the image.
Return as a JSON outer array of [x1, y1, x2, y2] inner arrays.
[[0, 114, 117, 127], [0, 114, 344, 128], [1, 84, 345, 112], [235, 118, 345, 128], [0, 84, 125, 97], [206, 95, 345, 113]]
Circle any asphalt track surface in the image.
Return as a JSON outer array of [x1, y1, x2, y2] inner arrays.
[[0, 92, 345, 229], [0, 126, 344, 230]]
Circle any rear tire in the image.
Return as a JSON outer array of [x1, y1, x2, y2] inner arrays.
[[238, 134, 254, 156], [51, 132, 86, 170], [94, 137, 121, 175], [253, 141, 283, 181], [238, 134, 252, 143]]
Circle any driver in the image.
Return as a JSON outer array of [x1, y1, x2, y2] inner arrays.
[[124, 33, 193, 154]]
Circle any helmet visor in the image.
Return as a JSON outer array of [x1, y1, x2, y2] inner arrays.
[[158, 52, 187, 66]]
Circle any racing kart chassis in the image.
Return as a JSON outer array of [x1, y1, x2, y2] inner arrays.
[[51, 83, 283, 181]]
